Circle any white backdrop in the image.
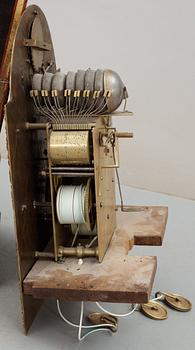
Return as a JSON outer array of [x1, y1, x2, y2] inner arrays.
[[1, 0, 195, 199]]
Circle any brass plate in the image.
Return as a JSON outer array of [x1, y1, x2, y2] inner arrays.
[[92, 121, 116, 262], [141, 301, 168, 320], [163, 293, 192, 312]]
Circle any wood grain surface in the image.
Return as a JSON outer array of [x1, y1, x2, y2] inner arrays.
[[0, 0, 27, 130], [117, 206, 168, 245]]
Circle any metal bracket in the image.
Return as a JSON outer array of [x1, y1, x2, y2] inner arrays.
[[23, 39, 51, 51]]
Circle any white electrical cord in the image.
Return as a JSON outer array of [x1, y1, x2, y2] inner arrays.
[[57, 299, 138, 341], [57, 294, 164, 341], [78, 301, 112, 341], [85, 235, 98, 248], [150, 294, 164, 302], [95, 302, 138, 317], [57, 300, 113, 341]]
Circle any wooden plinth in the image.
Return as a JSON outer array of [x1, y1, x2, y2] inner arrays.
[[23, 206, 167, 304], [117, 206, 168, 246], [24, 253, 157, 304]]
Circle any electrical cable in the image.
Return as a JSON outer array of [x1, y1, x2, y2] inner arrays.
[[151, 294, 164, 302], [85, 235, 98, 248], [78, 301, 112, 341], [57, 292, 164, 341], [71, 225, 79, 247], [96, 302, 138, 317], [57, 299, 137, 341], [57, 299, 114, 341]]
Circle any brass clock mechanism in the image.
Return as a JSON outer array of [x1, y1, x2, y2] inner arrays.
[[4, 4, 191, 340], [6, 5, 133, 263]]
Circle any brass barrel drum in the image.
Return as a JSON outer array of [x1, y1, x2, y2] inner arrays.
[[49, 130, 90, 165]]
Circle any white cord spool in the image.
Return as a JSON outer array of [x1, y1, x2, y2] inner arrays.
[[56, 185, 86, 224]]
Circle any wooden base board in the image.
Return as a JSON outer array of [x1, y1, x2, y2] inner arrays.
[[23, 255, 157, 303], [23, 205, 168, 303], [117, 206, 168, 245], [22, 205, 167, 330]]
